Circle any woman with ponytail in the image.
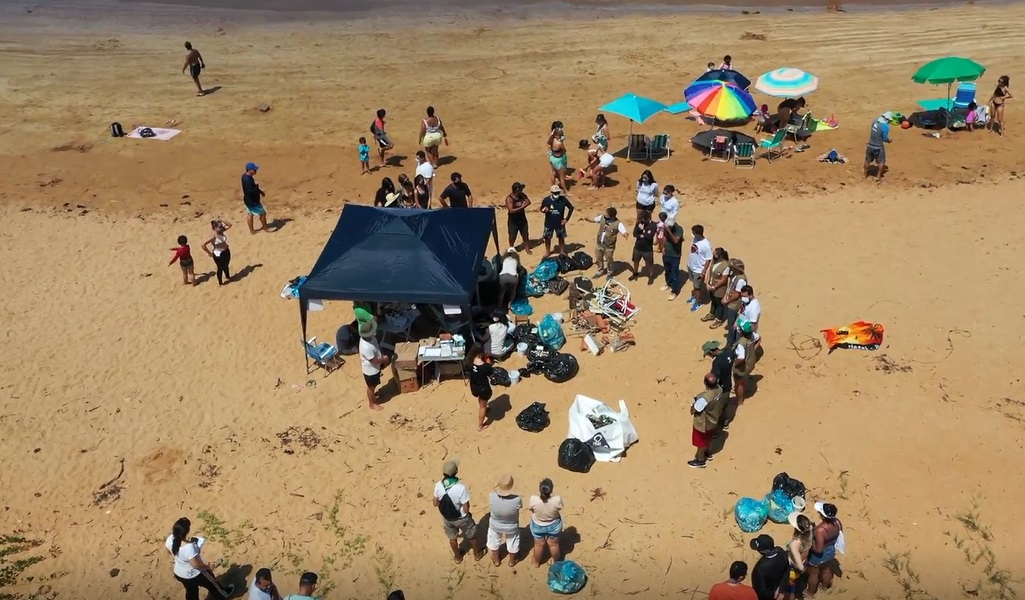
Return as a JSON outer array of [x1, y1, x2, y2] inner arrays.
[[165, 517, 235, 600], [528, 478, 565, 567]]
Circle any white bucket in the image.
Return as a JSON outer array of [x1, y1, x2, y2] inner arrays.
[[508, 370, 521, 385], [516, 342, 528, 355], [551, 312, 564, 323], [792, 496, 807, 512]]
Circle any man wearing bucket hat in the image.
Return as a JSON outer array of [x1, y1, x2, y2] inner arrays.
[[432, 460, 484, 563], [487, 474, 522, 567], [358, 319, 390, 411], [806, 502, 844, 596], [722, 259, 749, 347]]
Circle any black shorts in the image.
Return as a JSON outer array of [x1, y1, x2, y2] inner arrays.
[[189, 63, 202, 78], [508, 219, 529, 238], [179, 257, 194, 269], [363, 372, 382, 388], [471, 385, 492, 402], [632, 249, 654, 264], [865, 145, 885, 164], [636, 202, 655, 214]]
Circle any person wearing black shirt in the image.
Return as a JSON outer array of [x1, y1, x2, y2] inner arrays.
[[711, 344, 736, 432], [242, 162, 268, 234], [374, 177, 396, 208], [506, 182, 532, 253], [439, 172, 473, 208], [468, 352, 494, 432], [628, 210, 659, 285], [750, 535, 789, 600], [540, 186, 574, 256]]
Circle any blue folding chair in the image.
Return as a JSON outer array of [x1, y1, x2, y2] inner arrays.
[[952, 82, 976, 109], [303, 337, 345, 374]]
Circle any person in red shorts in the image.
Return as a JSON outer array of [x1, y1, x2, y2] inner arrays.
[[689, 372, 726, 469]]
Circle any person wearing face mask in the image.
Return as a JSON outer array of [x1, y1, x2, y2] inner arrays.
[[723, 259, 749, 347], [635, 170, 659, 221], [703, 248, 731, 329], [735, 285, 761, 344]]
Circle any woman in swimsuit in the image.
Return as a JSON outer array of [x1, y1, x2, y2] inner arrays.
[[202, 219, 232, 286], [419, 106, 448, 168], [806, 502, 844, 596], [413, 175, 431, 209], [988, 75, 1012, 136], [592, 114, 610, 151], [548, 121, 568, 191], [781, 512, 813, 600]]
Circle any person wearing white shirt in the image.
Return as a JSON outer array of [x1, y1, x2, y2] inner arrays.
[[659, 185, 680, 225], [498, 248, 520, 310], [583, 207, 629, 278], [415, 150, 435, 202], [165, 517, 235, 600], [635, 170, 659, 221], [686, 224, 713, 310], [732, 320, 761, 406], [249, 568, 283, 600], [358, 319, 390, 412], [736, 285, 762, 342], [433, 460, 484, 563]]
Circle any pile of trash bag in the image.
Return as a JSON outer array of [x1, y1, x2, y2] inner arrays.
[[488, 366, 511, 387], [766, 488, 797, 524], [526, 344, 556, 365], [538, 314, 566, 351], [772, 472, 807, 500], [570, 252, 593, 271], [735, 497, 770, 533], [548, 560, 588, 594], [516, 402, 550, 433], [558, 438, 595, 473], [547, 277, 569, 295], [543, 353, 579, 383]]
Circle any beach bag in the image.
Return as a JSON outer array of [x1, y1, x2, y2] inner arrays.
[[567, 395, 638, 462], [557, 438, 596, 473], [548, 560, 588, 594], [543, 354, 578, 384], [138, 127, 156, 139], [538, 314, 566, 350], [571, 252, 594, 271], [437, 483, 463, 521], [369, 121, 378, 134], [771, 472, 807, 499], [765, 488, 796, 524], [110, 122, 125, 138], [516, 402, 550, 433], [573, 277, 594, 293], [735, 497, 770, 533]]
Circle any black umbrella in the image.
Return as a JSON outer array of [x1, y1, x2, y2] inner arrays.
[[690, 129, 756, 151], [694, 69, 752, 91]]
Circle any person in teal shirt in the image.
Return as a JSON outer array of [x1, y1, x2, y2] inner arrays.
[[283, 572, 318, 600]]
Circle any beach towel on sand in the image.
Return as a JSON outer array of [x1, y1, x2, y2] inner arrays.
[[821, 321, 884, 352], [127, 126, 181, 141]]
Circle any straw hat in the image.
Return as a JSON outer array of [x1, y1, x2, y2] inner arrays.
[[442, 460, 459, 477], [495, 474, 514, 492], [729, 259, 745, 272], [359, 319, 378, 339]]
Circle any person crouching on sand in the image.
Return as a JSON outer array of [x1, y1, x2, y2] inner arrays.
[[169, 235, 196, 286], [578, 139, 614, 190]]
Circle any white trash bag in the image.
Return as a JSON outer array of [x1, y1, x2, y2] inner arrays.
[[567, 395, 639, 462]]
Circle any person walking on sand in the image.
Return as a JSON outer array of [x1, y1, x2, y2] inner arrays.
[[433, 461, 485, 563], [782, 513, 814, 600], [689, 373, 725, 469], [529, 478, 564, 567], [165, 517, 235, 600], [181, 41, 206, 96], [169, 235, 196, 286], [583, 206, 628, 279], [988, 75, 1012, 136], [242, 163, 269, 234], [548, 121, 569, 191], [284, 572, 318, 600], [371, 109, 394, 167], [506, 182, 532, 253], [708, 561, 757, 600], [250, 568, 283, 600], [806, 502, 844, 597], [703, 248, 731, 329], [419, 106, 448, 167], [488, 474, 523, 567], [750, 535, 789, 600], [359, 319, 389, 411], [865, 113, 892, 180], [540, 185, 574, 257], [202, 220, 232, 286]]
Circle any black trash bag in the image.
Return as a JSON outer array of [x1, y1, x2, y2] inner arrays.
[[548, 277, 569, 295], [525, 361, 547, 375], [489, 366, 511, 387], [573, 277, 594, 294], [771, 472, 807, 499], [558, 438, 596, 473], [510, 324, 532, 343], [544, 353, 579, 383], [555, 254, 576, 274], [526, 344, 556, 364], [516, 402, 550, 433], [571, 251, 594, 271]]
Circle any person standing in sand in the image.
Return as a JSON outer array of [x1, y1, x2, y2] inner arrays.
[[181, 41, 206, 96], [722, 259, 749, 344], [371, 109, 394, 167], [469, 350, 495, 431], [583, 206, 628, 280], [419, 106, 448, 168], [202, 220, 232, 286], [414, 151, 435, 203], [708, 561, 757, 600], [540, 185, 574, 257], [592, 114, 610, 151], [988, 75, 1012, 136], [169, 235, 196, 286], [529, 478, 564, 567], [506, 182, 532, 253], [358, 319, 390, 411], [806, 502, 844, 596], [433, 460, 485, 563], [488, 475, 522, 567], [782, 513, 814, 600], [703, 248, 731, 329], [548, 121, 569, 191], [865, 113, 892, 180], [242, 162, 269, 234], [165, 517, 235, 600], [689, 373, 725, 469], [249, 568, 283, 600]]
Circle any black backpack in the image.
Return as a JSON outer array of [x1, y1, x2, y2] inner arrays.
[[110, 122, 125, 138], [369, 121, 379, 135], [437, 482, 463, 520]]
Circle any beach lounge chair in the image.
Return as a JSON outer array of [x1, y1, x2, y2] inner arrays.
[[785, 112, 811, 143], [627, 134, 648, 160], [734, 143, 756, 168], [758, 130, 786, 161], [952, 82, 976, 109], [303, 337, 345, 374], [649, 134, 671, 161], [709, 136, 732, 162]]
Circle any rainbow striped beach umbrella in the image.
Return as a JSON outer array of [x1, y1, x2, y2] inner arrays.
[[683, 81, 757, 122], [755, 68, 820, 97]]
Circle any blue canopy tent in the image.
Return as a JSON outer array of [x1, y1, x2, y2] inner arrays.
[[297, 205, 499, 369]]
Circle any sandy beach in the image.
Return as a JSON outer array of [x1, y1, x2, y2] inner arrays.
[[1, 1, 1024, 599]]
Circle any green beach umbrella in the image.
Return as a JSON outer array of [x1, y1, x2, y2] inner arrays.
[[912, 56, 986, 84]]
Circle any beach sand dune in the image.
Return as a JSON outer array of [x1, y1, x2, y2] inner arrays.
[[1, 3, 1024, 599]]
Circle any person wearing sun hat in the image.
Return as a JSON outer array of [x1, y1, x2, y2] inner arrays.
[[781, 512, 813, 600], [433, 460, 485, 563], [806, 502, 844, 596], [487, 474, 522, 567], [358, 318, 390, 411]]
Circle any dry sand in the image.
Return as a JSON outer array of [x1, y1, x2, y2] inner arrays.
[[1, 2, 1025, 599]]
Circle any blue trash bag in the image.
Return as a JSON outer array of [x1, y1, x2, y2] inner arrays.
[[510, 298, 534, 316], [538, 314, 566, 351], [533, 260, 559, 282], [548, 560, 587, 594], [524, 275, 547, 297], [765, 488, 795, 524], [735, 497, 770, 533]]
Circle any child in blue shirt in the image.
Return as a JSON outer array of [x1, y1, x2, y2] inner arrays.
[[358, 137, 370, 175]]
